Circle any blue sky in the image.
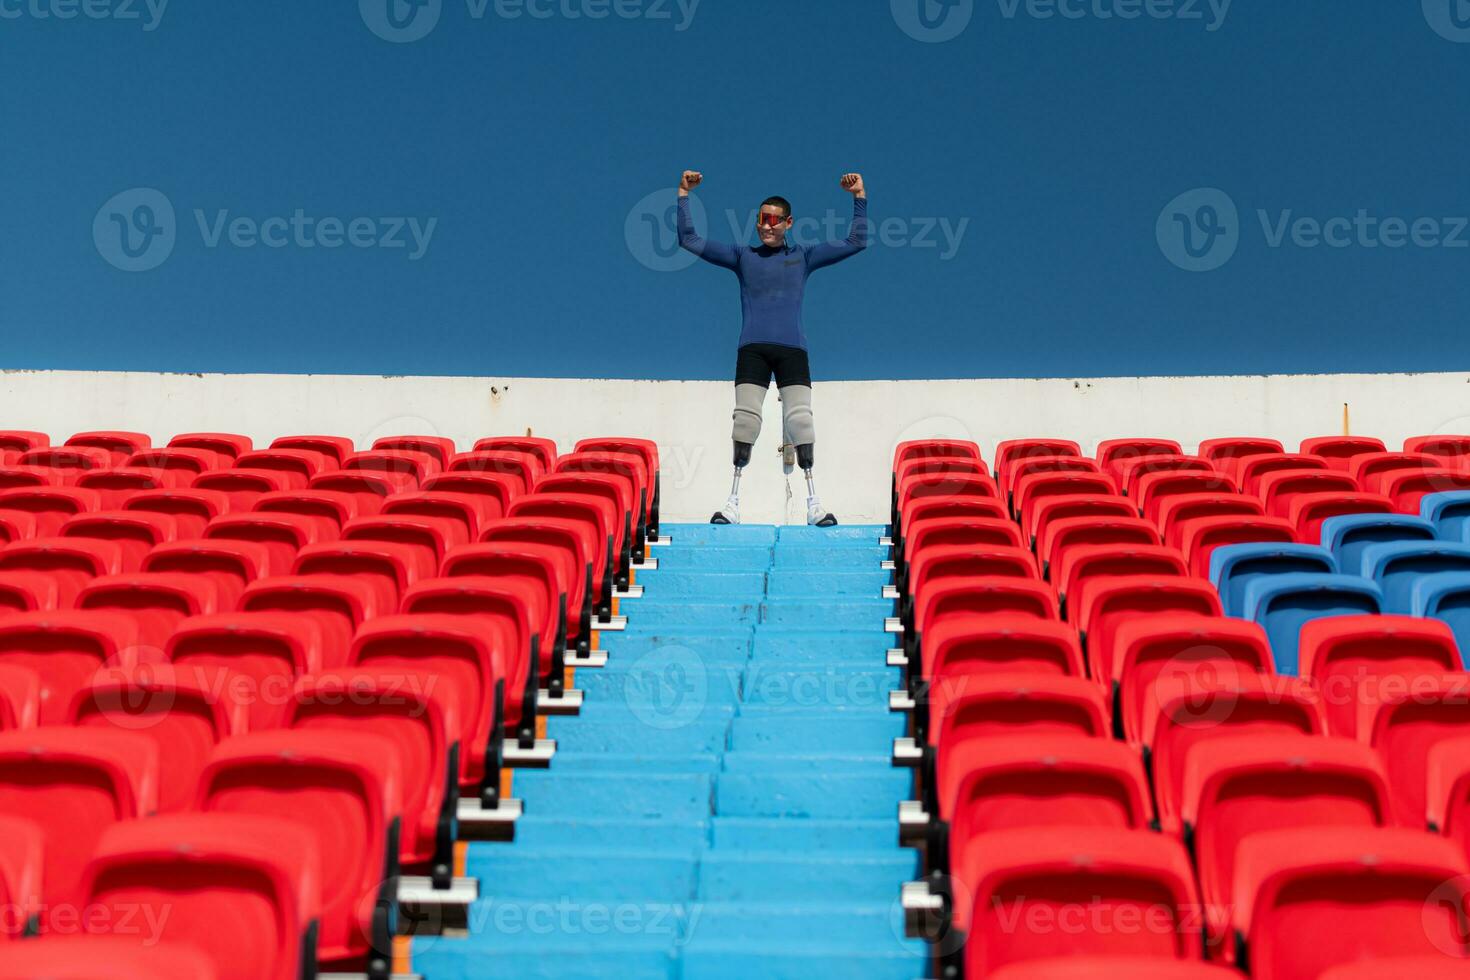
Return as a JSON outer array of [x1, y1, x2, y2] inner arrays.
[[3, 1, 1469, 380]]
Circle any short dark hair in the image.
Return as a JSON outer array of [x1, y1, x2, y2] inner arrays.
[[760, 196, 792, 219]]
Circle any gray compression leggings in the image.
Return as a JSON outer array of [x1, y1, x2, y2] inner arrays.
[[732, 384, 816, 463]]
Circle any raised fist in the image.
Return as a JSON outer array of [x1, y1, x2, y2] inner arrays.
[[680, 170, 703, 193], [840, 173, 865, 197]]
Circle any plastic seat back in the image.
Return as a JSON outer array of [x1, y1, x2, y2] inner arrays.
[[1300, 435, 1389, 470], [1243, 573, 1384, 674], [1320, 513, 1438, 576], [61, 510, 178, 570], [1208, 542, 1336, 617], [927, 674, 1109, 751], [253, 488, 359, 531], [1198, 437, 1284, 467], [292, 540, 434, 610], [925, 614, 1084, 683], [124, 488, 231, 537], [76, 572, 222, 656], [1158, 493, 1265, 550], [1074, 576, 1223, 686], [166, 613, 325, 726], [373, 435, 457, 468], [239, 574, 383, 670], [1180, 515, 1298, 578], [473, 436, 558, 471], [0, 936, 220, 978], [1359, 540, 1470, 613], [1360, 675, 1470, 825], [271, 433, 355, 467], [0, 611, 142, 722], [170, 431, 253, 461], [142, 539, 275, 607], [205, 512, 335, 572]]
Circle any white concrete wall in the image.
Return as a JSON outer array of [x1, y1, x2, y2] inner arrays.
[[1, 369, 1468, 525]]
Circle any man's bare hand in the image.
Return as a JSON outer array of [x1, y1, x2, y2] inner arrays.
[[679, 170, 703, 195], [840, 173, 865, 198]]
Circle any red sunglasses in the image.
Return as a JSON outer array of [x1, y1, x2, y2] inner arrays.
[[757, 212, 790, 229]]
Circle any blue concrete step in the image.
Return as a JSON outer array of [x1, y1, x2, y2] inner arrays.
[[681, 903, 911, 946], [599, 631, 752, 661], [630, 600, 763, 627], [679, 944, 924, 980], [721, 752, 892, 772], [776, 525, 885, 544], [515, 772, 713, 819], [665, 524, 777, 546], [514, 816, 711, 850], [548, 720, 731, 755], [696, 851, 917, 902], [464, 847, 699, 900], [740, 663, 899, 708], [547, 754, 722, 775], [771, 546, 887, 568], [710, 817, 896, 851], [760, 598, 890, 627], [766, 569, 889, 595], [415, 945, 674, 980], [715, 770, 912, 818], [637, 571, 768, 596], [750, 630, 891, 662], [653, 547, 773, 571], [729, 708, 904, 753]]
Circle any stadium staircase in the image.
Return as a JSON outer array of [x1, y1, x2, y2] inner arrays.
[[416, 521, 928, 978]]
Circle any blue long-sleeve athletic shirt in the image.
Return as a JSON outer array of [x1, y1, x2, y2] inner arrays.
[[677, 194, 868, 351]]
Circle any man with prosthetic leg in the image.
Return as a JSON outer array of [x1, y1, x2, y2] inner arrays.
[[675, 168, 869, 526]]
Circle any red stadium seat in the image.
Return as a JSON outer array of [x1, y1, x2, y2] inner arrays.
[[1236, 453, 1330, 495], [898, 496, 1010, 543], [66, 431, 151, 463], [923, 614, 1084, 683], [1198, 437, 1285, 467], [75, 467, 176, 505], [1288, 491, 1394, 541], [1378, 468, 1470, 512], [939, 733, 1152, 834], [374, 434, 458, 468], [442, 542, 574, 664], [0, 727, 158, 907], [253, 488, 359, 531], [479, 518, 598, 648], [272, 433, 356, 467], [69, 663, 248, 812], [142, 539, 275, 607], [1054, 544, 1188, 612], [1318, 959, 1470, 980], [344, 514, 467, 570], [1300, 435, 1388, 470], [1096, 438, 1183, 480], [993, 438, 1081, 485], [18, 447, 113, 483], [1073, 576, 1222, 682], [205, 511, 336, 571], [0, 431, 48, 454], [907, 579, 1064, 688], [0, 510, 37, 545], [60, 510, 179, 569], [170, 431, 254, 461], [902, 546, 1040, 621], [76, 572, 223, 656], [1040, 516, 1160, 580], [1405, 435, 1470, 469], [535, 473, 636, 581], [233, 448, 334, 486], [1117, 455, 1213, 500], [240, 575, 385, 670], [1109, 614, 1275, 740], [896, 471, 1001, 517], [127, 446, 226, 476], [1158, 494, 1265, 550], [1014, 471, 1119, 527], [269, 668, 461, 875], [1231, 828, 1469, 979], [1426, 734, 1470, 859], [308, 469, 415, 515], [0, 538, 126, 608], [193, 729, 401, 967], [165, 612, 326, 725], [1180, 734, 1395, 947], [424, 471, 521, 518], [349, 614, 515, 803], [0, 664, 41, 730], [1358, 674, 1470, 825], [1025, 494, 1134, 550], [557, 452, 650, 533], [0, 813, 43, 941], [446, 451, 539, 495], [345, 448, 439, 486], [575, 437, 662, 535], [402, 574, 546, 722], [951, 828, 1200, 977], [0, 571, 59, 614], [0, 466, 60, 491], [1257, 469, 1359, 517], [75, 812, 321, 980], [903, 518, 1026, 581], [507, 494, 616, 617], [125, 487, 232, 537], [474, 436, 558, 471], [1179, 515, 1296, 577], [1136, 471, 1238, 523], [1298, 615, 1462, 737], [1001, 453, 1099, 494], [192, 468, 293, 509], [1142, 674, 1327, 830], [0, 936, 220, 978], [1348, 451, 1441, 490], [925, 674, 1110, 753], [0, 486, 102, 536], [893, 456, 988, 502], [0, 611, 142, 723], [292, 539, 435, 610], [384, 489, 499, 541]]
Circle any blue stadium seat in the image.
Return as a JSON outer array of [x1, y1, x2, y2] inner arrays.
[[1410, 570, 1470, 657], [1319, 512, 1438, 577], [1208, 542, 1336, 618], [1241, 573, 1383, 673], [1421, 490, 1470, 542], [1357, 540, 1470, 613]]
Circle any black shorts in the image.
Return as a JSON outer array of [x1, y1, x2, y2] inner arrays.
[[734, 343, 812, 388]]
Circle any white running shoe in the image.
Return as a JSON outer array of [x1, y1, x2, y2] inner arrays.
[[710, 495, 741, 525], [807, 495, 838, 527]]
